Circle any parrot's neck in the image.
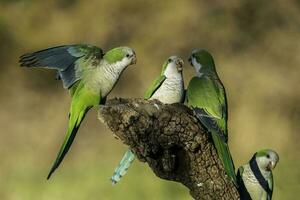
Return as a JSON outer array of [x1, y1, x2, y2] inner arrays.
[[103, 60, 128, 77], [192, 58, 204, 77], [150, 74, 184, 104], [84, 60, 128, 96], [244, 165, 259, 183], [243, 164, 272, 200], [192, 58, 218, 78], [245, 164, 271, 184], [163, 63, 182, 79]]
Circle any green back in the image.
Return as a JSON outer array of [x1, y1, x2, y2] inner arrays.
[[188, 50, 236, 184], [187, 76, 227, 134]]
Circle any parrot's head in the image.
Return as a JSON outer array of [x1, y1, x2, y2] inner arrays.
[[104, 46, 136, 67], [161, 55, 184, 77], [189, 49, 216, 75], [254, 149, 279, 171]]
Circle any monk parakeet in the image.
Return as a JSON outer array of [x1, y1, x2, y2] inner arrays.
[[19, 44, 136, 179], [186, 49, 237, 184], [237, 149, 279, 200], [111, 55, 184, 184]]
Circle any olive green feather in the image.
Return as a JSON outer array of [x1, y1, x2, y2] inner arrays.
[[187, 76, 236, 185], [47, 81, 100, 179]]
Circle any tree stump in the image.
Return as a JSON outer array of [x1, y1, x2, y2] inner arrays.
[[98, 98, 240, 200]]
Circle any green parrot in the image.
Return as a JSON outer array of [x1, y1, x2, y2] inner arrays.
[[237, 149, 279, 200], [19, 44, 136, 179], [110, 55, 184, 184], [186, 49, 237, 184]]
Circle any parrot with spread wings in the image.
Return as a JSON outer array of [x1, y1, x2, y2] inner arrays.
[[19, 44, 136, 179]]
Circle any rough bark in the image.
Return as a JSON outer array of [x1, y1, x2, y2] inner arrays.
[[98, 98, 240, 200]]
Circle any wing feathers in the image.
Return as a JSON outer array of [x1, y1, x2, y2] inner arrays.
[[19, 44, 103, 89], [20, 45, 76, 69], [144, 75, 166, 100], [193, 107, 227, 142]]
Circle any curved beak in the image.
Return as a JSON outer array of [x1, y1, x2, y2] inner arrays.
[[175, 58, 184, 72], [131, 55, 137, 65], [267, 161, 277, 171]]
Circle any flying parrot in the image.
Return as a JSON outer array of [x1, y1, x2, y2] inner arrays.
[[110, 55, 185, 184], [19, 44, 136, 179], [237, 149, 279, 200], [186, 49, 237, 184]]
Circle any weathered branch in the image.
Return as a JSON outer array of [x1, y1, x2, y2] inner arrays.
[[98, 98, 240, 200]]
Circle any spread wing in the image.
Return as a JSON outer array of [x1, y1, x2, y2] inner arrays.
[[144, 75, 166, 100], [19, 44, 103, 89]]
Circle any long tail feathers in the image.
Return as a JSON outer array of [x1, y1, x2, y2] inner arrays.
[[111, 149, 135, 185], [47, 109, 88, 179], [211, 132, 237, 185]]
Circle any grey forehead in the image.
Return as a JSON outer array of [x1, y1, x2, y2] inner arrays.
[[262, 149, 279, 162]]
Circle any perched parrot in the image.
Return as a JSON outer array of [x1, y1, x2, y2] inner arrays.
[[237, 149, 279, 200], [19, 44, 136, 179], [186, 49, 237, 184], [110, 55, 185, 184]]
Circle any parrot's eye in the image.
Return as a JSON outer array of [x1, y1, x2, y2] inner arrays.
[[266, 154, 270, 159], [168, 58, 172, 63], [126, 54, 130, 58]]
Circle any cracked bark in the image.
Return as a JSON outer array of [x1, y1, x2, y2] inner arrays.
[[98, 98, 240, 200]]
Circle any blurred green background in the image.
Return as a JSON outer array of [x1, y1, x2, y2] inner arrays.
[[0, 0, 299, 199]]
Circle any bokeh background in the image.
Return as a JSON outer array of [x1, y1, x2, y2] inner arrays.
[[0, 0, 299, 199]]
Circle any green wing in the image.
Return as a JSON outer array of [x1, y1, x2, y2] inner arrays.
[[20, 45, 104, 179], [19, 44, 103, 89], [144, 75, 166, 100], [187, 76, 227, 136], [216, 79, 228, 128], [187, 76, 236, 184]]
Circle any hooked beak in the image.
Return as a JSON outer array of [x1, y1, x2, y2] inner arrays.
[[267, 161, 277, 171], [131, 56, 137, 65], [176, 58, 184, 72]]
